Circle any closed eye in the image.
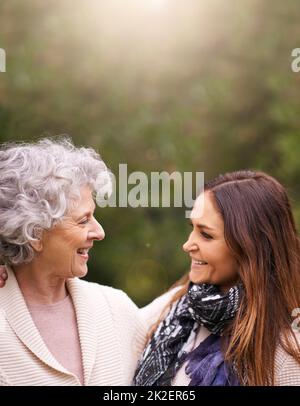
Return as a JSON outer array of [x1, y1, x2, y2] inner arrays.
[[79, 218, 89, 225], [201, 231, 213, 240], [189, 221, 213, 240]]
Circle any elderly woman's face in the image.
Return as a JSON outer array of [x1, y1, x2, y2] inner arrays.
[[38, 186, 105, 278]]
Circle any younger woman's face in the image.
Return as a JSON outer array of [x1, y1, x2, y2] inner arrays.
[[183, 191, 239, 292]]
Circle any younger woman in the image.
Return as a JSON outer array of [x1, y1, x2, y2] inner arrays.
[[134, 170, 300, 386]]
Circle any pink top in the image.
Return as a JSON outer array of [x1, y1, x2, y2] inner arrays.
[[26, 295, 84, 385]]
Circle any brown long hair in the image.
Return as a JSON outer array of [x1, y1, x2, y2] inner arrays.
[[152, 170, 300, 385]]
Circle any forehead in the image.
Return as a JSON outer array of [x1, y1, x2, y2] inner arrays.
[[190, 192, 223, 228]]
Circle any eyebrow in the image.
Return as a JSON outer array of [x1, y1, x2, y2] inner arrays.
[[189, 219, 215, 231]]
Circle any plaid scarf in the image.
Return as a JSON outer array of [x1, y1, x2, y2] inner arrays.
[[133, 283, 242, 386]]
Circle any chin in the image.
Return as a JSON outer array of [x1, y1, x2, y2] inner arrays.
[[189, 270, 209, 285], [74, 265, 88, 278]]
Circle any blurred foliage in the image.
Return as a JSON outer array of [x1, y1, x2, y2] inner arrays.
[[0, 0, 300, 306]]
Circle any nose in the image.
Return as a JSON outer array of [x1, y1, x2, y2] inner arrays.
[[182, 234, 198, 253], [88, 217, 105, 241]]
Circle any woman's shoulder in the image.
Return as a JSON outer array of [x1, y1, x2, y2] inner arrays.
[[275, 330, 300, 386], [139, 285, 183, 326], [74, 278, 138, 311]]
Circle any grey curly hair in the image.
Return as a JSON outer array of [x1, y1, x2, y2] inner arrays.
[[0, 137, 111, 266]]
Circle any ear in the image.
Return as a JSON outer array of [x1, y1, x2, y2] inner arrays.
[[29, 239, 43, 252]]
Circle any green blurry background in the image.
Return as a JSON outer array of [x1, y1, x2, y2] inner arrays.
[[1, 0, 300, 306]]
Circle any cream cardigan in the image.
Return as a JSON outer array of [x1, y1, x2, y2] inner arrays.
[[1, 270, 299, 386], [0, 267, 147, 386]]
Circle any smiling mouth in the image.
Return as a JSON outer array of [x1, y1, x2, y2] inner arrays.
[[77, 248, 89, 255], [192, 259, 208, 266], [77, 248, 90, 260]]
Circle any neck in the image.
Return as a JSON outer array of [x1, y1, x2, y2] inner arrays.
[[13, 261, 68, 305]]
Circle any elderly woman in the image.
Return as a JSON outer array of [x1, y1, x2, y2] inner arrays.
[[0, 138, 146, 386]]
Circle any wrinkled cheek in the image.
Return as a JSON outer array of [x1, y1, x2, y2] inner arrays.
[[59, 251, 76, 275], [71, 253, 78, 268]]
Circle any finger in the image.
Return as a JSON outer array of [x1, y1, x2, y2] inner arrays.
[[2, 271, 7, 280], [0, 279, 4, 286]]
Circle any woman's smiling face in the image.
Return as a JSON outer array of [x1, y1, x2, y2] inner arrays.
[[37, 186, 105, 279], [183, 191, 239, 292]]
